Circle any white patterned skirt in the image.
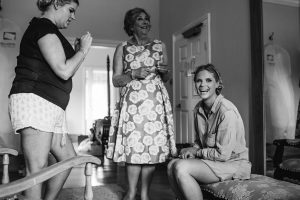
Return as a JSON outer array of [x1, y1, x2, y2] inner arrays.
[[106, 77, 177, 164], [9, 93, 68, 136]]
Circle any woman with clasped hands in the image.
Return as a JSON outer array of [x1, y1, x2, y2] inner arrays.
[[8, 0, 92, 199], [106, 7, 177, 200], [167, 64, 251, 200]]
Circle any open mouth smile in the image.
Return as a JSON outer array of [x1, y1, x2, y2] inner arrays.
[[199, 89, 209, 95]]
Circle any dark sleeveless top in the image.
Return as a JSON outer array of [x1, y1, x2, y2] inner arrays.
[[9, 17, 75, 110]]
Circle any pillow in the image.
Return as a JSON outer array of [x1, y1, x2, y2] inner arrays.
[[201, 174, 300, 200]]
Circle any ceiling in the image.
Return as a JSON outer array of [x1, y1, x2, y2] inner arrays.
[[263, 0, 300, 7]]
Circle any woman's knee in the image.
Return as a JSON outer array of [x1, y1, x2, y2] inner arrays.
[[167, 159, 179, 176], [52, 146, 76, 162], [172, 160, 191, 179], [26, 156, 48, 174], [51, 134, 76, 161]]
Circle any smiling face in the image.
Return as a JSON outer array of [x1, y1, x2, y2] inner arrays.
[[55, 1, 78, 29], [132, 12, 151, 37], [194, 69, 220, 106]]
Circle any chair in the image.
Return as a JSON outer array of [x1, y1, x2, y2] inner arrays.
[[273, 138, 300, 184], [0, 147, 18, 184], [0, 152, 101, 200]]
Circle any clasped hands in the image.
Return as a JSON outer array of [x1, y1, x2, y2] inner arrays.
[[131, 64, 169, 80], [131, 67, 152, 79], [178, 147, 200, 159]]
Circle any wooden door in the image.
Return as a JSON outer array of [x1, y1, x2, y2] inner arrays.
[[173, 13, 211, 144]]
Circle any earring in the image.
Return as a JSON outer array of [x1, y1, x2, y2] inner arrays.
[[53, 0, 60, 9]]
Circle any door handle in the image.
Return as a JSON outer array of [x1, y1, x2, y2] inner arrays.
[[176, 104, 181, 109]]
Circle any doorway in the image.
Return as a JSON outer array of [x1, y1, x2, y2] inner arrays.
[[66, 39, 119, 136], [262, 1, 300, 177]]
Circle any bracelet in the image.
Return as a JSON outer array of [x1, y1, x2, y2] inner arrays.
[[196, 149, 202, 158]]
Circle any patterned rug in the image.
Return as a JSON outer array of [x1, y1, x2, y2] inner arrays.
[[58, 184, 125, 200]]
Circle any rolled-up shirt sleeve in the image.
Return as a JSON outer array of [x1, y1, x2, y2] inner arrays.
[[201, 110, 237, 161]]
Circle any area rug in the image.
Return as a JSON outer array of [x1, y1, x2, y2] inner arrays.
[[57, 184, 125, 200]]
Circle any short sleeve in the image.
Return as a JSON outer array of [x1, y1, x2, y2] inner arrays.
[[33, 18, 57, 41]]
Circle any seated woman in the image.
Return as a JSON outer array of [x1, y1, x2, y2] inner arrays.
[[167, 64, 251, 200]]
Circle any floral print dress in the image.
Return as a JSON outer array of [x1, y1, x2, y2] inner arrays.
[[106, 40, 177, 164]]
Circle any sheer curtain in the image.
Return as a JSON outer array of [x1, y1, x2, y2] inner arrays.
[[85, 67, 118, 135]]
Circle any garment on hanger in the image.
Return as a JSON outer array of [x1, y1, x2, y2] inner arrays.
[[264, 43, 296, 143]]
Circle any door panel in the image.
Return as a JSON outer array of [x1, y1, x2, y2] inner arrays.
[[173, 13, 211, 144]]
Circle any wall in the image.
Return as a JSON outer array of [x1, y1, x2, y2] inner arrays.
[[0, 0, 159, 151], [0, 18, 21, 150], [159, 0, 251, 144]]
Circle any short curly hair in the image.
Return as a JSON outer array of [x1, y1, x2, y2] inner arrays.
[[123, 7, 150, 36], [193, 64, 224, 95]]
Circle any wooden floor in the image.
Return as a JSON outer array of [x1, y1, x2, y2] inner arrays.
[[64, 156, 176, 200]]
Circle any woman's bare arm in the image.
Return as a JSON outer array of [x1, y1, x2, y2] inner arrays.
[[38, 32, 92, 80]]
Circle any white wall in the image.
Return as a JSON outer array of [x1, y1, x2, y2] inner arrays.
[[0, 18, 21, 149]]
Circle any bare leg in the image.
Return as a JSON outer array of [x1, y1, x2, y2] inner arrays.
[[123, 164, 142, 200], [21, 128, 52, 199], [140, 164, 155, 200], [167, 159, 185, 200], [43, 133, 76, 200], [173, 159, 219, 200]]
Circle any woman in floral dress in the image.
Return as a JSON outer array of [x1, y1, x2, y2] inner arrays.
[[106, 7, 177, 200]]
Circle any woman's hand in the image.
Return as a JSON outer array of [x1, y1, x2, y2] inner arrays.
[[76, 32, 93, 55], [132, 67, 151, 79], [179, 147, 198, 159], [156, 64, 170, 74]]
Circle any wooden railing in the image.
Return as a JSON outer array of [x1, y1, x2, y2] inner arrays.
[[0, 148, 18, 184], [0, 155, 101, 200]]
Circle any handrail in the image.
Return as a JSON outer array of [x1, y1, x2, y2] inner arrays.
[[0, 148, 18, 156], [0, 155, 101, 198], [1, 147, 19, 184]]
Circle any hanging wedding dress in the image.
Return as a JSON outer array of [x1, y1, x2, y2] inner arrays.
[[264, 43, 296, 143]]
